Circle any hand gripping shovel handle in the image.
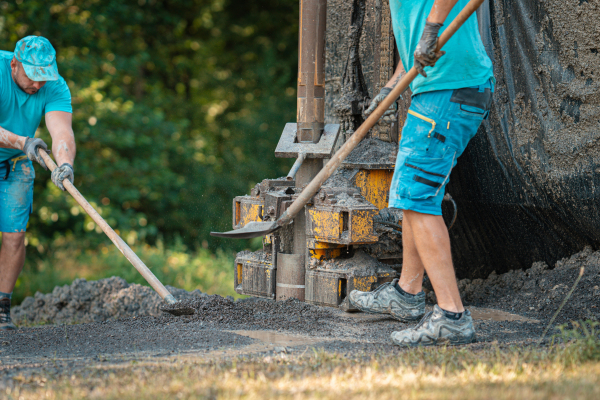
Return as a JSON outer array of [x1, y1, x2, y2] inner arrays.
[[276, 0, 485, 227], [38, 149, 178, 305]]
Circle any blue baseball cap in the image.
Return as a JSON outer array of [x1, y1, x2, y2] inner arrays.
[[14, 36, 59, 82]]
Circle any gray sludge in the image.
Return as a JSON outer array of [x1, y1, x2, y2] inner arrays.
[[424, 247, 600, 324], [12, 277, 208, 326]]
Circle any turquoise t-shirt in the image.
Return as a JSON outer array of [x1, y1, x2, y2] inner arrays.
[[390, 0, 494, 95], [0, 50, 72, 162]]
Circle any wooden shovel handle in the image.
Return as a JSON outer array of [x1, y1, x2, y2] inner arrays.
[[39, 149, 176, 304], [278, 0, 485, 226]]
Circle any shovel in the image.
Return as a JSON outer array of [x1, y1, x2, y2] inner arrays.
[[211, 0, 485, 240], [39, 150, 195, 316]]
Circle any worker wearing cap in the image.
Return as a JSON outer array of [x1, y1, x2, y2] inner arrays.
[[0, 36, 75, 330], [349, 0, 494, 346]]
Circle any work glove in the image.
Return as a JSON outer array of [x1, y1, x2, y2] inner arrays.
[[414, 22, 445, 77], [364, 87, 398, 124], [22, 137, 49, 170], [51, 163, 74, 191]]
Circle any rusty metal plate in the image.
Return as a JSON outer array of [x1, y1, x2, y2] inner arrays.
[[275, 123, 341, 159]]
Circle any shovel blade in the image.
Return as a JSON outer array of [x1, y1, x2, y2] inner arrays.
[[210, 221, 280, 239]]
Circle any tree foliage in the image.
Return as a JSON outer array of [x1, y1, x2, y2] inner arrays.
[[0, 0, 299, 252]]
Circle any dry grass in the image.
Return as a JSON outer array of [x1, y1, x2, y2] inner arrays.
[[7, 324, 600, 400]]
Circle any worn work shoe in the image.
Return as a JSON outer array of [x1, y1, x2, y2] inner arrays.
[[391, 305, 475, 347], [348, 279, 426, 321], [0, 297, 16, 330]]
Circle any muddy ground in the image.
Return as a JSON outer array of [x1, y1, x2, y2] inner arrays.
[[1, 247, 598, 389]]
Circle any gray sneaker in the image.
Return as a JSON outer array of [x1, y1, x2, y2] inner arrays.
[[0, 297, 16, 330], [348, 279, 425, 321], [391, 305, 475, 347]]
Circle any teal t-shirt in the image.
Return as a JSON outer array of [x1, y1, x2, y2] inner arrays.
[[390, 0, 494, 95], [0, 50, 72, 162]]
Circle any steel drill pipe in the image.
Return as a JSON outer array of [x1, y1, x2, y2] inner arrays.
[[297, 0, 327, 143]]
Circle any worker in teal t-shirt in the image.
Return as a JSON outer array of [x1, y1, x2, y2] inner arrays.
[[350, 1, 494, 346], [0, 36, 76, 330]]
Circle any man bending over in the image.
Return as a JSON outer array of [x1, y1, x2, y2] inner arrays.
[[0, 36, 76, 330]]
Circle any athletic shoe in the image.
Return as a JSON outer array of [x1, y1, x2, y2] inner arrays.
[[391, 305, 475, 347], [0, 297, 16, 330], [348, 279, 425, 321]]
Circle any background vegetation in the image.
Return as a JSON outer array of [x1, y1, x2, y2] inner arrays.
[[0, 0, 299, 302]]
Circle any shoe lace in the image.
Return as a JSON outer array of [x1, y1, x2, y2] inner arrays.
[[0, 300, 10, 323], [371, 282, 392, 299], [413, 311, 433, 330]]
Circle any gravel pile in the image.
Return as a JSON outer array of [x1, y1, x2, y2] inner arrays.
[[12, 277, 207, 325], [12, 247, 600, 328], [344, 138, 394, 165], [452, 247, 600, 324], [158, 295, 335, 335]]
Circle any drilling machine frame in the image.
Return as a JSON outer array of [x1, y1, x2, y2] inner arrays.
[[232, 0, 415, 309]]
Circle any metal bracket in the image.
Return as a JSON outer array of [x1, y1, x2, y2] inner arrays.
[[275, 123, 341, 159]]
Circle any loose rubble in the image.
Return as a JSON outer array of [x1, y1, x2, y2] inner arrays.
[[12, 247, 600, 329], [422, 247, 600, 324], [12, 277, 207, 326]]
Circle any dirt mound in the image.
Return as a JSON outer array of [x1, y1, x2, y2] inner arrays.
[[13, 247, 600, 328], [343, 138, 394, 165], [158, 295, 335, 334], [12, 277, 207, 326], [449, 247, 600, 324]]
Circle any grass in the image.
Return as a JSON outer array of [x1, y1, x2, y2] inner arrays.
[[12, 239, 241, 305], [6, 322, 600, 399]]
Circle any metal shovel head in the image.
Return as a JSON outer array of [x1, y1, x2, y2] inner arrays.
[[210, 221, 281, 239]]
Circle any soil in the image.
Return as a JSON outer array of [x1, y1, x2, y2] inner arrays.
[[343, 138, 395, 165], [459, 247, 600, 324], [11, 277, 207, 326], [2, 248, 599, 389], [323, 168, 357, 188]]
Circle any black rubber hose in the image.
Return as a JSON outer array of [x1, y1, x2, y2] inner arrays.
[[447, 196, 458, 230]]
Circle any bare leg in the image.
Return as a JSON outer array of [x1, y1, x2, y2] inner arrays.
[[398, 215, 425, 294], [403, 210, 464, 313], [0, 232, 26, 294]]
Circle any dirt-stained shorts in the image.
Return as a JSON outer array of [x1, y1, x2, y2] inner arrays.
[[389, 80, 494, 215], [0, 158, 35, 232]]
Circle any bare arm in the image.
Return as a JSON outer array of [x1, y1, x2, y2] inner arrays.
[[0, 125, 26, 151], [45, 111, 75, 166], [384, 63, 405, 90], [428, 0, 459, 24]]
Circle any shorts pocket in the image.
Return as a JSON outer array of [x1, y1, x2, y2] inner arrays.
[[450, 87, 493, 120], [398, 150, 456, 200], [400, 110, 447, 155]]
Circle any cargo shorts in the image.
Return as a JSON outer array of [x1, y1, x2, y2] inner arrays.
[[0, 157, 35, 232], [389, 79, 494, 215]]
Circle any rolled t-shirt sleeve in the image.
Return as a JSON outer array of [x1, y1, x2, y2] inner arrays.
[[44, 77, 72, 114]]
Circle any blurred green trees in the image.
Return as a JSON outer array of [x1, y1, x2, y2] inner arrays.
[[0, 0, 298, 254]]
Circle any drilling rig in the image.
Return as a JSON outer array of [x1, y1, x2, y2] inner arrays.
[[230, 0, 416, 308], [227, 0, 600, 304]]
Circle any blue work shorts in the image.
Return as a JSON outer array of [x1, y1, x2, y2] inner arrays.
[[0, 157, 35, 232], [389, 80, 494, 215]]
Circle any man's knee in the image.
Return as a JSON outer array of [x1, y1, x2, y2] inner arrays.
[[1, 232, 26, 250]]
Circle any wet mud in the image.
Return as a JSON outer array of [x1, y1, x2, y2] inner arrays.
[[12, 277, 206, 326], [343, 138, 394, 165], [458, 247, 600, 324]]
